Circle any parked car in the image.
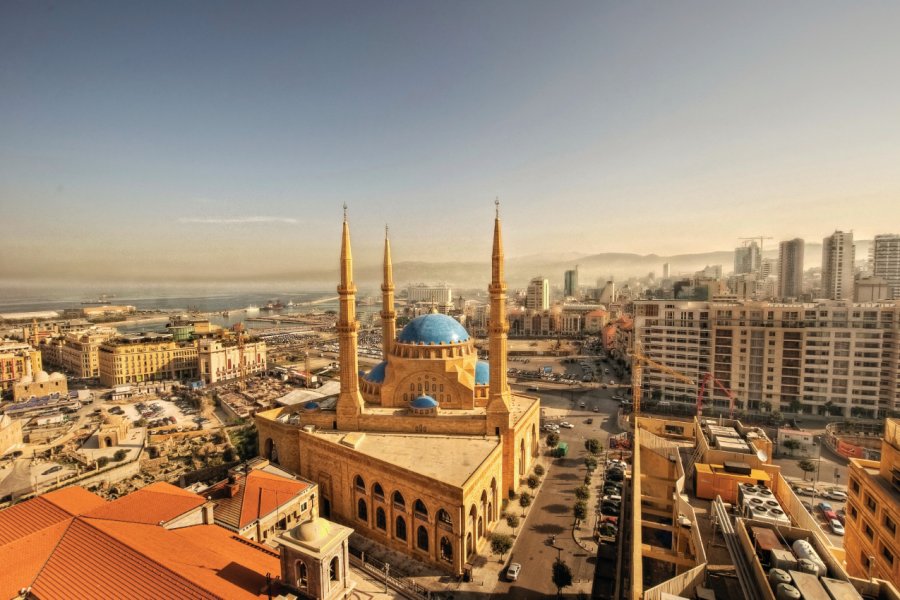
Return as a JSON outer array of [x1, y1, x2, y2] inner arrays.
[[600, 504, 620, 516], [795, 487, 816, 497], [606, 469, 624, 482], [829, 519, 845, 535], [585, 418, 594, 425], [823, 490, 847, 501], [506, 563, 522, 581], [559, 422, 575, 429], [602, 494, 622, 504], [817, 501, 833, 513], [597, 522, 618, 538], [42, 465, 62, 476]]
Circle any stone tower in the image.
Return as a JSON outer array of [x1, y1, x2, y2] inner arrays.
[[336, 206, 363, 429], [380, 226, 396, 360]]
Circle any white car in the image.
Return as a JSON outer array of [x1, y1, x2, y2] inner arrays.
[[559, 422, 575, 429], [607, 459, 627, 470], [824, 490, 847, 501], [506, 562, 522, 581], [829, 519, 845, 535]]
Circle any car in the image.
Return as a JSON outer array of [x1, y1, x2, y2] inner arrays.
[[593, 407, 600, 412], [527, 386, 541, 392], [601, 515, 619, 526], [823, 509, 838, 522], [506, 563, 522, 581], [606, 469, 624, 482], [817, 501, 833, 513], [795, 487, 816, 497], [607, 459, 627, 469], [559, 422, 574, 429], [602, 484, 622, 496], [608, 380, 615, 385], [829, 519, 845, 535], [579, 402, 586, 408], [602, 494, 622, 503], [600, 504, 620, 516], [597, 522, 618, 538], [585, 418, 594, 425], [823, 490, 847, 501], [42, 465, 62, 476]]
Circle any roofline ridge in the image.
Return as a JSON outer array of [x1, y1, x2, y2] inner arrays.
[[25, 516, 77, 591], [74, 517, 224, 599]]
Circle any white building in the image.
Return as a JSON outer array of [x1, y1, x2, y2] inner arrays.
[[406, 283, 452, 305], [525, 277, 549, 311], [198, 338, 267, 384], [822, 230, 855, 301]]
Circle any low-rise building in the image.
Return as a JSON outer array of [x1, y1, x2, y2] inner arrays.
[[98, 333, 199, 386], [12, 370, 67, 401], [0, 415, 23, 456], [0, 341, 41, 392], [197, 337, 267, 385]]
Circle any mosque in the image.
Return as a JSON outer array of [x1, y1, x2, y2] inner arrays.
[[256, 205, 541, 575]]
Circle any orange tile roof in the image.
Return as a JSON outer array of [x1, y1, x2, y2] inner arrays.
[[85, 481, 205, 525], [239, 470, 310, 529], [2, 483, 283, 599]]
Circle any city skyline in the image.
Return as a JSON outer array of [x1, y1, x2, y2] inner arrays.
[[3, 1, 900, 282]]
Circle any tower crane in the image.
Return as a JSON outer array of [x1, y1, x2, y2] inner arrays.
[[630, 341, 696, 421], [697, 373, 738, 419], [737, 236, 774, 258]]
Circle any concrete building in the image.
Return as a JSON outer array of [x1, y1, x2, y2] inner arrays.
[[777, 238, 805, 300], [855, 275, 891, 302], [41, 326, 117, 378], [524, 276, 549, 311], [734, 241, 761, 275], [844, 418, 900, 584], [406, 283, 452, 305], [0, 341, 41, 392], [633, 299, 900, 417], [12, 370, 67, 401], [822, 230, 856, 301], [564, 266, 579, 298], [0, 415, 23, 457], [873, 233, 900, 300], [256, 209, 540, 575], [197, 337, 267, 384], [662, 262, 670, 280], [98, 333, 199, 386]]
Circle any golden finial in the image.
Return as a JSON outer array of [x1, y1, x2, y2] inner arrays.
[[343, 203, 348, 221], [495, 196, 500, 218], [385, 223, 389, 238]]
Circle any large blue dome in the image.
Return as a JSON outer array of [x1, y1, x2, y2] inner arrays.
[[398, 314, 469, 345]]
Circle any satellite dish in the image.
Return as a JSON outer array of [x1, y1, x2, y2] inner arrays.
[[757, 449, 768, 462]]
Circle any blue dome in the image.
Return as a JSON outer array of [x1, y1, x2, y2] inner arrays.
[[410, 395, 439, 409], [475, 361, 490, 385], [398, 314, 469, 345], [364, 361, 387, 383], [303, 401, 320, 411]]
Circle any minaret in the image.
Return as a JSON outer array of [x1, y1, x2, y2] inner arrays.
[[380, 225, 396, 360], [336, 204, 364, 428], [487, 199, 512, 428]]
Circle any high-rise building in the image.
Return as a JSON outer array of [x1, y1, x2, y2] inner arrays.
[[873, 233, 900, 299], [662, 263, 670, 280], [776, 238, 805, 299], [632, 299, 900, 417], [564, 266, 579, 298], [844, 418, 900, 583], [734, 241, 760, 275], [525, 276, 550, 311], [822, 230, 855, 300]]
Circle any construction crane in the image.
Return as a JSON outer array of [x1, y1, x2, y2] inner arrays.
[[630, 341, 696, 421], [697, 373, 738, 419], [737, 236, 774, 260]]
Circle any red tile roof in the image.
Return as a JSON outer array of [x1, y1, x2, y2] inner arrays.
[[1, 484, 282, 599], [239, 470, 310, 529]]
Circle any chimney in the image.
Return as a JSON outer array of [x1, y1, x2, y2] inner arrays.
[[228, 482, 240, 498]]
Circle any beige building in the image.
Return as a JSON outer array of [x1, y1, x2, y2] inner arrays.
[[633, 299, 900, 417], [98, 333, 199, 386], [0, 415, 23, 456], [198, 337, 267, 384], [41, 326, 117, 378], [256, 208, 541, 575], [12, 370, 68, 401], [844, 418, 900, 584], [822, 230, 855, 301], [0, 341, 42, 392]]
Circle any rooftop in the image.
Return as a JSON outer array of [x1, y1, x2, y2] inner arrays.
[[208, 469, 311, 530], [397, 313, 469, 345]]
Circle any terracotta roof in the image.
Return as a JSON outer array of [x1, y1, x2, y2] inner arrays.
[[210, 469, 310, 530], [1, 484, 282, 599], [85, 482, 205, 525]]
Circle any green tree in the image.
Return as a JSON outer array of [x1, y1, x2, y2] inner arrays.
[[575, 485, 590, 500], [546, 432, 560, 448], [552, 558, 573, 597], [761, 400, 772, 413], [798, 459, 817, 481], [782, 439, 801, 457], [533, 464, 545, 476], [584, 438, 601, 455], [789, 399, 802, 414], [96, 456, 110, 468], [490, 533, 513, 559], [527, 475, 540, 489], [112, 449, 128, 462], [574, 500, 587, 523], [584, 456, 598, 471], [506, 514, 520, 531], [518, 491, 532, 514]]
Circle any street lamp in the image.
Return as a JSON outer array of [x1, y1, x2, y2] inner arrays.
[[383, 562, 390, 592]]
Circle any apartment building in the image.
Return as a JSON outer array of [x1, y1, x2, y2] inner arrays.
[[873, 233, 900, 300], [98, 333, 199, 386], [0, 341, 42, 391], [822, 230, 855, 301], [525, 276, 549, 311], [844, 418, 900, 584], [633, 300, 900, 417], [41, 326, 117, 378], [197, 337, 267, 384], [776, 238, 805, 300]]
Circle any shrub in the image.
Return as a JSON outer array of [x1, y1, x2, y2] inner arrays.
[[574, 500, 587, 521], [575, 485, 590, 500], [96, 456, 110, 468], [584, 475, 592, 486], [518, 492, 532, 510], [546, 432, 560, 448], [112, 449, 128, 462], [527, 475, 540, 489], [506, 514, 520, 529], [534, 464, 545, 476], [584, 456, 598, 471]]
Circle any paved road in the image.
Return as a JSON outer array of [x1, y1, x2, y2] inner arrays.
[[492, 382, 624, 598]]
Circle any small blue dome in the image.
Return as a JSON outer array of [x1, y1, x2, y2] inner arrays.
[[410, 395, 439, 409], [475, 361, 490, 385], [364, 361, 387, 383], [398, 314, 469, 345], [303, 401, 320, 411]]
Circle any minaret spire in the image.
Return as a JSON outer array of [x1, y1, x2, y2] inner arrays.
[[488, 199, 511, 416], [381, 224, 396, 360], [337, 205, 363, 426]]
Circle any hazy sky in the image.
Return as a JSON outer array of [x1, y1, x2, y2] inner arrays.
[[2, 1, 899, 283]]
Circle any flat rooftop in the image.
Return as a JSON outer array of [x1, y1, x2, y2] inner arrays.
[[306, 430, 500, 488]]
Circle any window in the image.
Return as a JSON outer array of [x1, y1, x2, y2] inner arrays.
[[414, 499, 428, 518], [395, 516, 407, 541], [864, 522, 875, 540], [850, 505, 858, 520], [417, 525, 429, 551], [865, 495, 878, 513], [330, 556, 340, 581], [373, 482, 384, 500], [357, 498, 368, 522], [354, 475, 365, 492], [850, 478, 860, 495], [393, 491, 405, 509], [885, 515, 897, 536], [376, 507, 386, 530], [437, 508, 452, 526], [882, 545, 894, 566]]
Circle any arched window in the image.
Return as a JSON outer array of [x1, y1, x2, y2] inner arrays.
[[329, 556, 340, 581], [393, 491, 405, 509], [414, 499, 428, 518], [297, 561, 308, 588], [417, 525, 429, 551], [354, 475, 365, 492], [376, 507, 386, 530], [373, 482, 385, 500], [357, 498, 368, 522], [437, 508, 452, 526], [440, 536, 453, 561], [396, 516, 407, 541]]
